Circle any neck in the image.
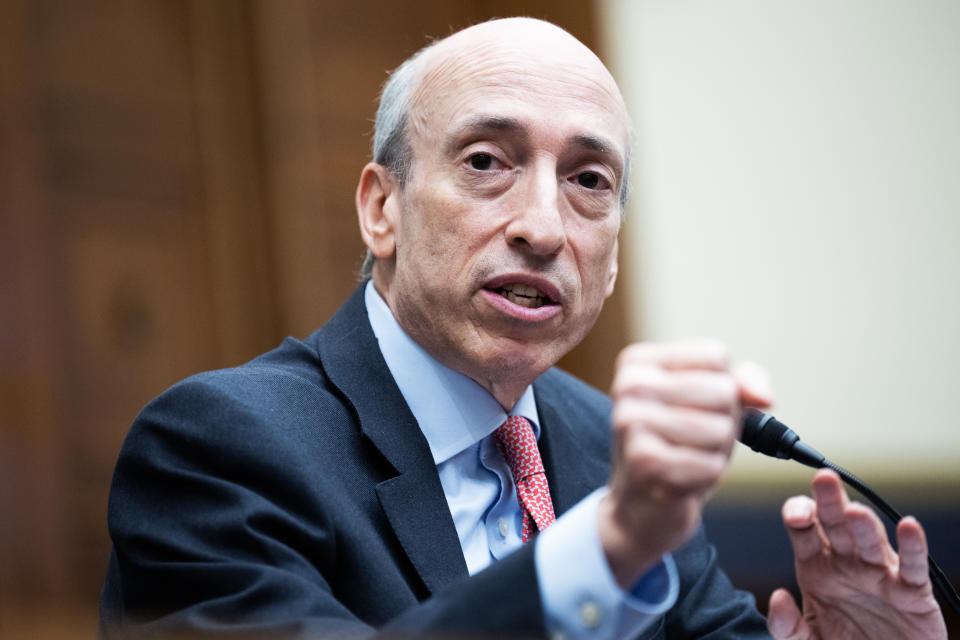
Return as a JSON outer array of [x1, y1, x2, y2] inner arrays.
[[481, 378, 527, 412], [372, 272, 538, 413]]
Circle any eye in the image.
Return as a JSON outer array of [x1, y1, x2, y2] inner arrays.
[[469, 153, 494, 170], [576, 171, 604, 190], [573, 171, 611, 191]]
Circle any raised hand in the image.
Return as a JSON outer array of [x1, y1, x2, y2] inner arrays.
[[598, 340, 773, 587], [768, 469, 947, 640]]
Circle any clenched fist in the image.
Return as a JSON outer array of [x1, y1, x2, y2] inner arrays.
[[598, 340, 773, 587]]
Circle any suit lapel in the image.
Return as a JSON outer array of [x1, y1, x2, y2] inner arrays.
[[313, 287, 612, 597], [313, 286, 468, 596]]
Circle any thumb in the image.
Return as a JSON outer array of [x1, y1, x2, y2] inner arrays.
[[733, 361, 774, 409], [767, 588, 814, 640]]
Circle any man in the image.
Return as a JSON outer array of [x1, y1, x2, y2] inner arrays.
[[101, 17, 948, 640]]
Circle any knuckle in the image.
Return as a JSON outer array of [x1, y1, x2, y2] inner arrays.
[[718, 375, 738, 401], [718, 415, 738, 451], [616, 342, 652, 367], [704, 374, 738, 411], [612, 363, 662, 400], [610, 402, 633, 433], [700, 411, 735, 441], [682, 338, 730, 369], [706, 451, 729, 479], [625, 443, 669, 484], [702, 339, 731, 368], [716, 412, 737, 437], [631, 443, 665, 476], [612, 397, 653, 429]]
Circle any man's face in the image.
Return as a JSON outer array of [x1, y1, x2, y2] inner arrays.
[[373, 22, 628, 404]]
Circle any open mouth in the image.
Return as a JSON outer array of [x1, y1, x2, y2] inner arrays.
[[493, 283, 552, 309]]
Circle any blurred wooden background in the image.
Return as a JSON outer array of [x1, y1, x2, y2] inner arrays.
[[0, 1, 626, 636]]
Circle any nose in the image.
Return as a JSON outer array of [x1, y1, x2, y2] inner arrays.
[[505, 162, 566, 257]]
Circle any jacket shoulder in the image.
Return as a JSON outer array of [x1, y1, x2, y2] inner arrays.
[[537, 367, 611, 407], [535, 367, 611, 433], [119, 332, 358, 466]]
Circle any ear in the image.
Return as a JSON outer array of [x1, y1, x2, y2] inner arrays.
[[356, 162, 399, 260], [604, 238, 619, 298]]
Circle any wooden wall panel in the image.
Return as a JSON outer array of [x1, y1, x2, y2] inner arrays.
[[0, 0, 277, 626], [0, 2, 624, 636]]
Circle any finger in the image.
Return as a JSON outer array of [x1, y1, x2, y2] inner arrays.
[[846, 502, 896, 567], [621, 431, 729, 497], [767, 588, 814, 640], [781, 496, 825, 562], [897, 516, 930, 587], [732, 360, 775, 409], [617, 340, 729, 372], [611, 364, 738, 412], [612, 398, 736, 452], [811, 469, 856, 555]]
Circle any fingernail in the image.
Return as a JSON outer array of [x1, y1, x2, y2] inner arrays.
[[784, 497, 811, 520]]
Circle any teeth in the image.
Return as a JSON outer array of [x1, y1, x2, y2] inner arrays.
[[494, 282, 551, 308], [499, 283, 541, 296], [500, 288, 546, 308], [505, 291, 542, 308]]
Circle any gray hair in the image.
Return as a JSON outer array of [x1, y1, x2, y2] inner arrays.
[[359, 44, 435, 280], [358, 36, 631, 282]]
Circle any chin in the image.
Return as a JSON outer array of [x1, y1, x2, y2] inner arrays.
[[481, 339, 567, 381]]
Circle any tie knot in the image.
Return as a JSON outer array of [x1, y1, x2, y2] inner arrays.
[[494, 416, 543, 480]]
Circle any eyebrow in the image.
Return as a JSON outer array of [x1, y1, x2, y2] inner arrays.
[[446, 114, 624, 169], [444, 115, 528, 156], [571, 133, 615, 156], [460, 115, 526, 133]]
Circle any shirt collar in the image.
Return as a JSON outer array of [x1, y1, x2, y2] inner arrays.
[[364, 281, 540, 464]]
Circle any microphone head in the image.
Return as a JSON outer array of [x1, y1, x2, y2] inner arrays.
[[740, 409, 826, 468], [740, 410, 799, 459]]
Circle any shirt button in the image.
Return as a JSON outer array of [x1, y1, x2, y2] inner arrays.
[[580, 601, 603, 628], [497, 517, 509, 537]]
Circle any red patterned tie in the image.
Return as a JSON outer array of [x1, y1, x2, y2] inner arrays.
[[494, 416, 556, 543]]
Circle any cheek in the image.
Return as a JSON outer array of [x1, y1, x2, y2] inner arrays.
[[401, 187, 465, 242], [409, 195, 498, 258], [571, 221, 619, 285], [395, 196, 486, 286]]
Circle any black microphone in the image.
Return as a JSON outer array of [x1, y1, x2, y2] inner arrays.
[[738, 409, 960, 615], [740, 409, 825, 468]]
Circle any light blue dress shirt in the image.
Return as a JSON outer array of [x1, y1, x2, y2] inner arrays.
[[364, 282, 679, 639]]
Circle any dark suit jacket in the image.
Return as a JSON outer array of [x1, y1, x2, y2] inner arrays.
[[101, 285, 771, 639]]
